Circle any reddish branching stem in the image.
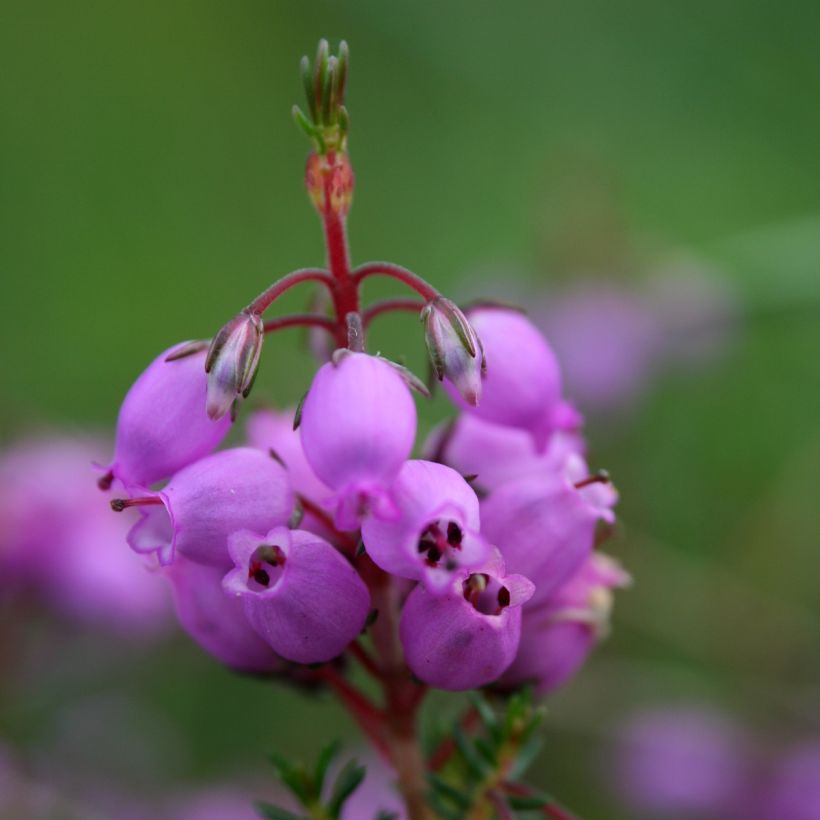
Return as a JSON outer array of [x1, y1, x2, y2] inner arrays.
[[296, 495, 358, 554], [246, 268, 334, 316], [319, 665, 390, 759], [362, 298, 426, 327], [353, 262, 439, 302], [347, 639, 382, 679]]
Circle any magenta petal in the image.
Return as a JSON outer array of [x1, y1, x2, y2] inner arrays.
[[126, 447, 294, 568], [442, 309, 567, 450], [223, 528, 370, 664], [399, 582, 522, 691], [300, 353, 416, 493], [246, 408, 332, 504], [107, 343, 232, 488], [361, 460, 486, 589], [166, 556, 283, 674], [480, 472, 607, 606]]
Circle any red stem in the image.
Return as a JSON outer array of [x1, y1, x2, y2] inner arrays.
[[262, 313, 336, 335], [347, 640, 382, 679], [246, 268, 333, 315], [319, 666, 390, 759], [297, 495, 359, 554], [362, 298, 426, 327], [353, 262, 439, 302]]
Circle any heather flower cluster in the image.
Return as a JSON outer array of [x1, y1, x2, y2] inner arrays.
[[98, 39, 629, 818]]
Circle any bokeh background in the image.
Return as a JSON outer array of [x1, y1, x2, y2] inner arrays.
[[2, 1, 819, 817]]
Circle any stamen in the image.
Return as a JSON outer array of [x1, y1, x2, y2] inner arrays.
[[446, 522, 463, 546], [97, 470, 114, 491], [110, 496, 163, 512], [247, 544, 286, 589], [574, 470, 610, 490]]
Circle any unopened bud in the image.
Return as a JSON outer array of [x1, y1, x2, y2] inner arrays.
[[204, 310, 264, 420], [421, 297, 485, 406]]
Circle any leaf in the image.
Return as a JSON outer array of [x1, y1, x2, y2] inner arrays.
[[428, 773, 472, 810], [314, 739, 341, 794], [255, 801, 304, 820], [268, 753, 311, 804], [506, 791, 554, 810], [507, 733, 544, 781], [453, 723, 492, 778], [327, 759, 366, 818]]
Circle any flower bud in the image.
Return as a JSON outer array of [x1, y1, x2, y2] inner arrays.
[[399, 550, 534, 690], [205, 310, 264, 420], [104, 342, 232, 489], [300, 352, 417, 530], [480, 455, 617, 607], [125, 447, 294, 567], [443, 308, 580, 451], [166, 555, 283, 674], [421, 297, 485, 406], [499, 552, 630, 694], [361, 460, 489, 592], [222, 526, 370, 664]]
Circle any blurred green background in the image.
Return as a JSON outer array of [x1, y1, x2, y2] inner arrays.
[[1, 1, 819, 817]]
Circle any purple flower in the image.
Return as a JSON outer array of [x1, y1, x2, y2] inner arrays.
[[103, 342, 231, 489], [245, 407, 332, 504], [762, 742, 820, 820], [361, 460, 489, 592], [443, 308, 580, 450], [205, 311, 265, 420], [166, 555, 283, 673], [421, 296, 485, 406], [300, 352, 417, 530], [612, 705, 749, 818], [223, 526, 370, 664], [0, 436, 170, 633], [124, 447, 294, 567], [425, 413, 585, 493], [399, 550, 534, 690], [499, 552, 630, 694], [480, 454, 617, 607]]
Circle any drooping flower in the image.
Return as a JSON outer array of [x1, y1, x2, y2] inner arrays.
[[421, 296, 485, 406], [361, 459, 489, 592], [442, 307, 580, 451], [399, 550, 534, 690], [123, 447, 294, 567], [425, 412, 585, 493], [204, 311, 265, 420], [166, 555, 283, 674], [480, 453, 617, 607], [223, 526, 370, 664], [499, 552, 630, 694], [102, 342, 231, 489], [299, 351, 416, 530]]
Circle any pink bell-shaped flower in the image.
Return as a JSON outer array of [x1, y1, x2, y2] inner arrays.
[[425, 413, 585, 493], [223, 526, 371, 664], [480, 454, 617, 607], [443, 308, 580, 451], [166, 555, 283, 674], [300, 352, 417, 530], [399, 550, 534, 690], [103, 342, 231, 489], [499, 552, 630, 694], [123, 447, 294, 567], [361, 460, 489, 592]]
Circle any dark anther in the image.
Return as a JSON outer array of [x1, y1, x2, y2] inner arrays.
[[426, 546, 442, 564], [97, 470, 114, 491], [497, 586, 510, 608], [251, 567, 271, 587], [446, 521, 463, 546], [110, 498, 127, 512]]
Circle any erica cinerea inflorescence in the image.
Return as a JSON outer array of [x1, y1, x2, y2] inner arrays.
[[101, 37, 629, 819]]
